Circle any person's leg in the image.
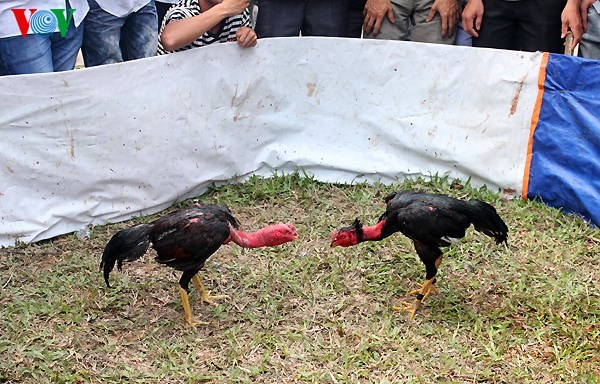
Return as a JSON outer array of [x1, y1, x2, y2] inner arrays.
[[303, 0, 348, 37], [121, 1, 158, 61], [50, 18, 84, 71], [347, 0, 367, 37], [363, 1, 412, 41], [579, 3, 600, 59], [518, 0, 566, 53], [81, 0, 125, 66], [410, 0, 455, 44], [0, 34, 53, 75], [255, 0, 305, 38], [454, 1, 472, 46], [472, 0, 518, 50], [454, 19, 472, 46], [155, 1, 173, 30]]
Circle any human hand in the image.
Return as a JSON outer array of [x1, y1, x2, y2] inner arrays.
[[461, 0, 484, 37], [363, 0, 394, 37], [562, 0, 583, 46], [220, 0, 250, 17], [580, 0, 597, 32], [236, 26, 257, 48], [427, 0, 459, 38]]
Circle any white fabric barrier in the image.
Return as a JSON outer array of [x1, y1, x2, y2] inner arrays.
[[0, 37, 542, 246]]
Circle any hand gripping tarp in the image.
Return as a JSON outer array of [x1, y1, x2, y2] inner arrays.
[[0, 38, 597, 247]]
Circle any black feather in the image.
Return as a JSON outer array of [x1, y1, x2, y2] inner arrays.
[[100, 224, 152, 287]]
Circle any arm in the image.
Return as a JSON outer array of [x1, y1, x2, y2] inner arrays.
[[427, 0, 459, 38], [461, 0, 484, 37], [235, 8, 256, 48], [160, 0, 249, 51], [363, 0, 395, 37], [562, 0, 583, 47]]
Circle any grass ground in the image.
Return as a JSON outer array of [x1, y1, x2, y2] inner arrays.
[[0, 173, 598, 383]]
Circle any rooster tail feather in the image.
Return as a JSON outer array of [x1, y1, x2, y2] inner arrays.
[[466, 200, 508, 245], [100, 224, 152, 287]]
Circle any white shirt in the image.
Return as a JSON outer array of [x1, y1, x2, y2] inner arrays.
[[0, 0, 89, 38], [94, 0, 153, 17]]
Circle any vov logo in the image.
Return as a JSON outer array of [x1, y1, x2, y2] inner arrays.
[[11, 8, 76, 37]]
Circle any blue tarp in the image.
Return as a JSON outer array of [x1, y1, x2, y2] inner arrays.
[[528, 53, 600, 226]]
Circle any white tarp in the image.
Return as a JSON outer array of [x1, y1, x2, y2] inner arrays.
[[0, 37, 543, 246]]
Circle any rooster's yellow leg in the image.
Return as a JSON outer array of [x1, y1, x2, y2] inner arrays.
[[178, 286, 208, 327], [407, 280, 439, 297], [407, 256, 443, 297], [192, 275, 229, 305], [420, 279, 439, 300]]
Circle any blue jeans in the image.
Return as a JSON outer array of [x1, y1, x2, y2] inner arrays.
[[82, 0, 158, 67], [255, 0, 348, 38], [454, 20, 472, 46], [0, 18, 83, 75]]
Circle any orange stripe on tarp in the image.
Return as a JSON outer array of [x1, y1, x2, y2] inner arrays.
[[522, 52, 549, 200]]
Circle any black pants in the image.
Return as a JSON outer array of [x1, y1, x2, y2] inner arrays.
[[347, 0, 367, 37], [473, 0, 567, 53], [156, 1, 173, 30], [255, 0, 348, 38]]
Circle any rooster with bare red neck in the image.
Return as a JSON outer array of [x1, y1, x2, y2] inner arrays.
[[330, 190, 508, 319], [101, 203, 298, 326]]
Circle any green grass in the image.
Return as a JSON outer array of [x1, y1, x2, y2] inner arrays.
[[0, 173, 598, 383]]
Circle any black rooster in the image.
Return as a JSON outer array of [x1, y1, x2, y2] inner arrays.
[[101, 203, 298, 326], [330, 190, 508, 318]]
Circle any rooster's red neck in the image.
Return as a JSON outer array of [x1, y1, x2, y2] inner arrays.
[[360, 220, 386, 242], [227, 225, 284, 248]]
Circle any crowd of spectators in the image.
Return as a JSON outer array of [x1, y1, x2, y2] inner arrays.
[[0, 0, 599, 76]]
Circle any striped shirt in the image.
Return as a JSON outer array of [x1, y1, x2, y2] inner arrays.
[[158, 0, 251, 55]]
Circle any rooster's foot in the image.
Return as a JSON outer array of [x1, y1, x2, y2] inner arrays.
[[192, 275, 229, 305], [200, 292, 230, 306], [184, 316, 210, 327], [393, 300, 422, 320]]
